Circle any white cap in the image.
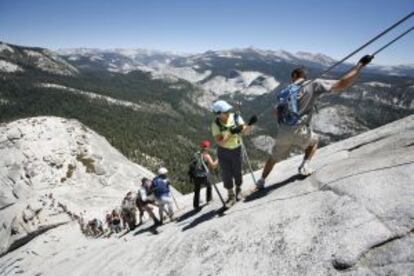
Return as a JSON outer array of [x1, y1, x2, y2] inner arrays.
[[158, 167, 168, 175], [212, 100, 233, 113]]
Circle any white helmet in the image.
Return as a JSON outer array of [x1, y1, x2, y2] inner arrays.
[[212, 100, 233, 114], [158, 167, 168, 175]]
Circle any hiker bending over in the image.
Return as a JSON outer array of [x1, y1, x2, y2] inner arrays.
[[121, 191, 137, 231], [189, 140, 218, 209], [87, 218, 104, 237], [111, 209, 123, 233], [152, 167, 175, 225], [136, 177, 161, 226], [256, 55, 373, 189], [211, 100, 256, 203]]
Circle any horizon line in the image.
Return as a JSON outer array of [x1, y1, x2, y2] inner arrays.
[[1, 40, 412, 67]]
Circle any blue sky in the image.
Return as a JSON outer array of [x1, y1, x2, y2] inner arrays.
[[1, 0, 413, 65]]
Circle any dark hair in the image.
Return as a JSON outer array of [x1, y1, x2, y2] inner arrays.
[[291, 67, 307, 80]]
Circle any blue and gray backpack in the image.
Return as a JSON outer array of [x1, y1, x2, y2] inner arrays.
[[275, 83, 303, 126], [152, 176, 171, 198]]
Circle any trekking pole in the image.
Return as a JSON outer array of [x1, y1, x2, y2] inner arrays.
[[200, 159, 226, 207], [241, 141, 257, 185], [210, 173, 227, 207], [234, 104, 258, 186], [171, 191, 180, 210]]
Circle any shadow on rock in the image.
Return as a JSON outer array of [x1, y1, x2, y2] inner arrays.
[[118, 229, 131, 238], [176, 205, 205, 223], [244, 174, 307, 202], [133, 224, 159, 236], [181, 209, 218, 232]]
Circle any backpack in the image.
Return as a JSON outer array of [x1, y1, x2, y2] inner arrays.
[[152, 176, 170, 198], [275, 83, 303, 126], [188, 152, 208, 179]]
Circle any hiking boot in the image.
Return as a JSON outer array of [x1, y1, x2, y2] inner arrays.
[[298, 162, 314, 176], [256, 178, 265, 190]]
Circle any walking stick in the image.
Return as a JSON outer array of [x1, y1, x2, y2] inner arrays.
[[241, 141, 257, 185], [200, 156, 226, 208], [209, 172, 226, 207], [171, 191, 180, 210]]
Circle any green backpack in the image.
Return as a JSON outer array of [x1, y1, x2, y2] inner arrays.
[[188, 152, 208, 178]]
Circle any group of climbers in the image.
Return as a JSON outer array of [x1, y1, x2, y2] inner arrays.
[[80, 167, 176, 237], [142, 13, 410, 207], [128, 168, 176, 228], [81, 55, 374, 237]]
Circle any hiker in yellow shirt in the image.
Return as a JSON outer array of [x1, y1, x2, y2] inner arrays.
[[211, 100, 256, 203]]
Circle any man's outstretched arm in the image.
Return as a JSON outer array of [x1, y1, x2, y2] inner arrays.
[[331, 55, 373, 92]]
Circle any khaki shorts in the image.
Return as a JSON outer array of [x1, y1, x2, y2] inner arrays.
[[271, 124, 318, 162]]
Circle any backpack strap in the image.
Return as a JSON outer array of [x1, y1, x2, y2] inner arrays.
[[199, 152, 208, 170], [275, 79, 308, 125], [199, 152, 210, 175], [215, 113, 240, 132]]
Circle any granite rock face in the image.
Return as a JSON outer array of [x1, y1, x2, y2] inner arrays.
[[0, 117, 171, 257], [0, 115, 412, 275]]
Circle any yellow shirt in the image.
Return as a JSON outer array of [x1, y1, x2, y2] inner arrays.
[[211, 113, 244, 149]]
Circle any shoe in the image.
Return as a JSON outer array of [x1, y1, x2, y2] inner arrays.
[[298, 162, 314, 176], [256, 178, 265, 190]]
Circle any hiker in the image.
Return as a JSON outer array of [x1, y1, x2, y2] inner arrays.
[[87, 218, 104, 237], [121, 191, 137, 230], [189, 140, 218, 209], [256, 55, 374, 189], [211, 100, 255, 203], [136, 177, 161, 226], [111, 209, 123, 233], [152, 167, 174, 225]]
